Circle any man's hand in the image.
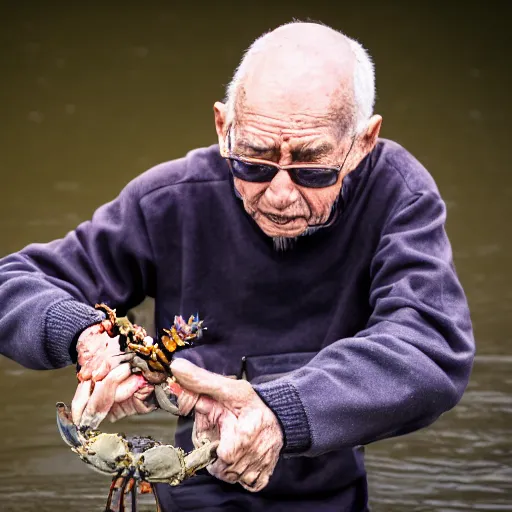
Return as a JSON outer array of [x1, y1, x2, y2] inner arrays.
[[170, 358, 284, 492], [72, 322, 155, 428]]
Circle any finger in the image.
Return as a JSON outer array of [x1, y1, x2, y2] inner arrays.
[[78, 333, 125, 380], [78, 348, 110, 382], [224, 454, 254, 480], [222, 471, 240, 484], [160, 379, 199, 416], [240, 466, 271, 493], [193, 412, 211, 440], [107, 395, 156, 421], [78, 367, 92, 382], [216, 416, 239, 466], [170, 359, 249, 404], [177, 388, 200, 416], [91, 359, 111, 382], [236, 451, 270, 489], [229, 428, 279, 485], [77, 357, 98, 381], [239, 468, 260, 491], [71, 379, 92, 425], [207, 459, 238, 484], [114, 373, 148, 403], [120, 399, 137, 417], [107, 403, 126, 423], [105, 404, 121, 423], [80, 364, 131, 428], [192, 412, 219, 448], [192, 395, 216, 416], [133, 397, 156, 415], [98, 319, 113, 335], [240, 446, 277, 493], [133, 383, 154, 401]]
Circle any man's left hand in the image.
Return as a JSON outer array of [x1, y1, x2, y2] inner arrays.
[[72, 322, 156, 427], [170, 358, 284, 492]]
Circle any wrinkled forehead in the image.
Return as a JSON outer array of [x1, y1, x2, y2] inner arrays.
[[229, 100, 352, 163], [230, 91, 354, 159]]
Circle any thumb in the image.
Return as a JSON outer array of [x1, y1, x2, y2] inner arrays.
[[171, 358, 245, 404]]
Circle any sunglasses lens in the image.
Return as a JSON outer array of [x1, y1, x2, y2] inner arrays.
[[228, 158, 338, 188], [293, 168, 339, 188], [230, 159, 277, 183]]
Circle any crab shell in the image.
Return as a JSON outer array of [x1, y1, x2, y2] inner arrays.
[[56, 403, 216, 485], [77, 432, 133, 475]]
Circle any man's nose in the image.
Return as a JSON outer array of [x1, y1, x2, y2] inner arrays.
[[265, 170, 300, 208]]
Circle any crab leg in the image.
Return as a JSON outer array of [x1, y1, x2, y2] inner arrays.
[[123, 477, 137, 512], [184, 439, 219, 477], [130, 480, 137, 512], [104, 471, 123, 512], [106, 471, 132, 512], [114, 477, 126, 512]]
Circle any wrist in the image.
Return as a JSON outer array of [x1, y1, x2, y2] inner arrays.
[[73, 321, 106, 369], [44, 299, 105, 367], [253, 379, 311, 454]]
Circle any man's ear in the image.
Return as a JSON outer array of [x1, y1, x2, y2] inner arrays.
[[214, 102, 227, 146], [362, 115, 382, 153], [344, 115, 382, 176]]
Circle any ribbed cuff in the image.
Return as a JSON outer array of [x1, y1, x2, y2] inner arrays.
[[254, 380, 311, 454], [44, 299, 105, 367]]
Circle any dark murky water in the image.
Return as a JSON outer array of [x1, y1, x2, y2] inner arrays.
[[1, 2, 511, 511]]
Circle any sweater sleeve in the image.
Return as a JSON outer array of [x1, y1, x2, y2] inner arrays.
[[0, 179, 155, 370], [254, 190, 475, 455]]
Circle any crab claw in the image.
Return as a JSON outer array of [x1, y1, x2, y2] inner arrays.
[[153, 378, 199, 416], [154, 382, 179, 415], [56, 402, 81, 448], [184, 439, 219, 477]]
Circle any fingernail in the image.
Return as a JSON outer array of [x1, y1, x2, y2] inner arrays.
[[223, 471, 239, 483]]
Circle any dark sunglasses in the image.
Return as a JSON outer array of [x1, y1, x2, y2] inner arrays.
[[221, 131, 355, 189]]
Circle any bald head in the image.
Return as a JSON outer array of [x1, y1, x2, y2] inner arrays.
[[226, 22, 374, 137]]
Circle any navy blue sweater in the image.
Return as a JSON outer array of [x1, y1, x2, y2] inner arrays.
[[0, 139, 474, 501]]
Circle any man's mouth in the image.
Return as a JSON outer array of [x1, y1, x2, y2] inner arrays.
[[264, 213, 298, 225]]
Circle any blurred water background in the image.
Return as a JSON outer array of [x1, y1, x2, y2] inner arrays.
[[0, 2, 511, 510]]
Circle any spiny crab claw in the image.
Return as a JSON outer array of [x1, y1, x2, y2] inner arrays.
[[56, 402, 218, 512]]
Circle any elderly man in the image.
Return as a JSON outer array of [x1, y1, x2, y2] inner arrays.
[[0, 22, 473, 511]]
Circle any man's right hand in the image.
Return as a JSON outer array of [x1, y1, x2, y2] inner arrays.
[[71, 322, 156, 429]]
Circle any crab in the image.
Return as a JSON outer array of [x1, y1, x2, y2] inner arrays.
[[62, 304, 210, 509], [57, 402, 218, 512], [92, 303, 205, 414]]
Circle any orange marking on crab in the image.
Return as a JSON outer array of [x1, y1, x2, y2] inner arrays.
[[149, 359, 166, 372], [127, 342, 152, 356], [172, 328, 186, 347], [161, 334, 177, 354], [139, 481, 153, 494], [155, 347, 170, 366]]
